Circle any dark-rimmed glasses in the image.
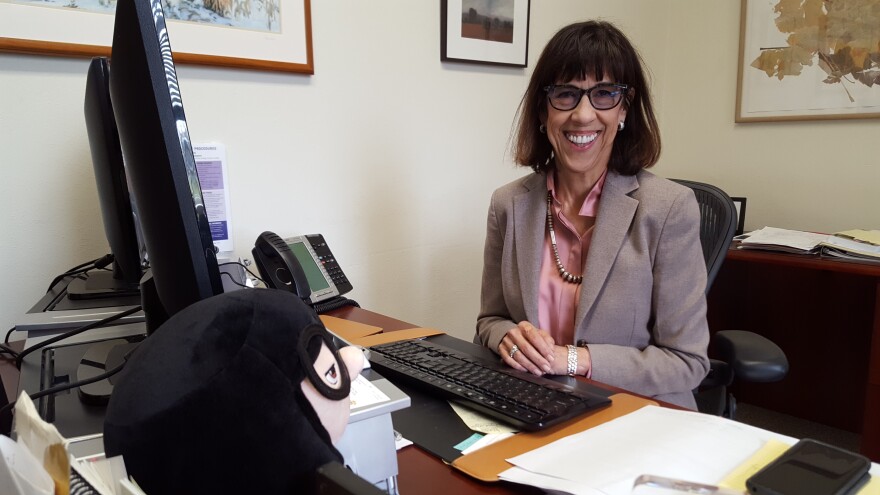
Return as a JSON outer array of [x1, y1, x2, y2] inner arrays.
[[543, 83, 629, 111]]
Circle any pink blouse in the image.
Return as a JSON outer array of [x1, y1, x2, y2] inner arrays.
[[538, 170, 607, 348]]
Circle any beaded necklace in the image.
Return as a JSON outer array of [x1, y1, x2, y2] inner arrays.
[[546, 191, 583, 284]]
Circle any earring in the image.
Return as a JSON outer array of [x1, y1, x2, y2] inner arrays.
[[618, 121, 625, 131], [539, 124, 546, 134]]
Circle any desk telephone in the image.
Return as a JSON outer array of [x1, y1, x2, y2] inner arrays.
[[252, 231, 354, 310]]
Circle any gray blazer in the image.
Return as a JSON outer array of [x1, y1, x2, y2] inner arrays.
[[475, 169, 710, 409]]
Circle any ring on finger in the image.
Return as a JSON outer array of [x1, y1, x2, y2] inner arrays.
[[509, 344, 519, 358]]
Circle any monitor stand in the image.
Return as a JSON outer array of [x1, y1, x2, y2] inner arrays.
[[76, 338, 143, 406], [66, 271, 141, 300], [15, 275, 143, 334]]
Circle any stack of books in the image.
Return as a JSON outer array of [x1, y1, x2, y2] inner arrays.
[[737, 227, 828, 254], [819, 229, 880, 265], [737, 227, 880, 265]]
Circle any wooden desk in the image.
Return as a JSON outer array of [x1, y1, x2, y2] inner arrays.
[[707, 248, 880, 461]]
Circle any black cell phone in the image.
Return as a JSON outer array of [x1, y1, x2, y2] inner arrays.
[[746, 438, 871, 495]]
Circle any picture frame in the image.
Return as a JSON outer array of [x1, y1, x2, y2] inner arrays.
[[440, 0, 530, 68], [0, 0, 313, 74], [731, 197, 747, 236], [736, 0, 880, 122]]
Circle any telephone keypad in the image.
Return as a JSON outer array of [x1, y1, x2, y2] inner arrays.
[[305, 233, 353, 295]]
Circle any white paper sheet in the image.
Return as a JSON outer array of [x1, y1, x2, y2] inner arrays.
[[500, 406, 796, 495], [349, 374, 390, 410], [461, 432, 515, 455]]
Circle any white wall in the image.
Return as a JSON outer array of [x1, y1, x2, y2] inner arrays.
[[1, 1, 877, 341]]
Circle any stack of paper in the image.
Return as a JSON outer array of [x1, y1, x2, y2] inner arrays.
[[737, 226, 829, 254], [4, 393, 146, 495], [820, 230, 880, 265], [497, 406, 880, 495], [499, 406, 784, 494]]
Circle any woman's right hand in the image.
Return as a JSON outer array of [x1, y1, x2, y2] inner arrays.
[[498, 321, 556, 375]]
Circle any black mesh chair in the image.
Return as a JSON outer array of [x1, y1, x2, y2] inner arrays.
[[672, 179, 789, 418]]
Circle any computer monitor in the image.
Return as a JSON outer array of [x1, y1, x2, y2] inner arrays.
[[109, 0, 223, 330], [68, 57, 143, 301]]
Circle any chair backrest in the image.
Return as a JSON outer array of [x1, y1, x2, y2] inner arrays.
[[671, 179, 737, 290]]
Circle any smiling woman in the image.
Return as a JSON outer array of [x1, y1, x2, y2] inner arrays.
[[474, 20, 711, 410]]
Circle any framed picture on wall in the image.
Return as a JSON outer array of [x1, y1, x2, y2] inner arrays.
[[736, 0, 880, 122], [440, 0, 530, 67], [0, 0, 313, 73], [731, 197, 747, 236]]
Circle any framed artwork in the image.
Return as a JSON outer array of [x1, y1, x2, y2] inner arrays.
[[0, 0, 313, 73], [736, 0, 880, 122], [731, 197, 747, 236], [440, 0, 530, 67]]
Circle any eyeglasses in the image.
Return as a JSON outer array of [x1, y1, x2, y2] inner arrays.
[[543, 83, 629, 111]]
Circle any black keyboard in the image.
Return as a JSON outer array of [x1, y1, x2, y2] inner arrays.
[[368, 339, 611, 431]]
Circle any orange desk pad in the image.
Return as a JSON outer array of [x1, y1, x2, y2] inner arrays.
[[351, 328, 445, 347], [319, 315, 383, 341], [451, 393, 658, 482]]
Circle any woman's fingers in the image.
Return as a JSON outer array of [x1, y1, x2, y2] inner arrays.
[[518, 321, 555, 361], [516, 337, 552, 374], [499, 330, 552, 375]]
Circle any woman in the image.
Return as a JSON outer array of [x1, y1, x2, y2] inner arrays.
[[475, 21, 709, 409]]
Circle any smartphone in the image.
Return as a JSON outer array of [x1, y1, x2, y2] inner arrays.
[[745, 438, 870, 495]]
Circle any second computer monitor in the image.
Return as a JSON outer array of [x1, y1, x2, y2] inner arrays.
[[73, 56, 143, 301]]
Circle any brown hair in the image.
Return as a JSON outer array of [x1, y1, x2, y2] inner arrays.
[[513, 20, 661, 175]]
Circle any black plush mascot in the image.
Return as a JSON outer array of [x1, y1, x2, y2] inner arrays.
[[103, 288, 364, 494]]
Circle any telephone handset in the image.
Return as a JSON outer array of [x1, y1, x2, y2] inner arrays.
[[252, 231, 353, 306]]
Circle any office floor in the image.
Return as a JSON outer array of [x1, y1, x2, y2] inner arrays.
[[735, 402, 861, 452]]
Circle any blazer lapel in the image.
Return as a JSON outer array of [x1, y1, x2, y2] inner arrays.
[[513, 173, 547, 324], [574, 171, 639, 331]]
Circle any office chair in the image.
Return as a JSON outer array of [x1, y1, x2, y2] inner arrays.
[[671, 179, 789, 418]]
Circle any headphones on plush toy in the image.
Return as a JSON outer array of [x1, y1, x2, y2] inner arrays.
[[299, 323, 352, 401]]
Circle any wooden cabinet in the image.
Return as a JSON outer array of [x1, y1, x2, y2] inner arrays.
[[708, 248, 880, 460]]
